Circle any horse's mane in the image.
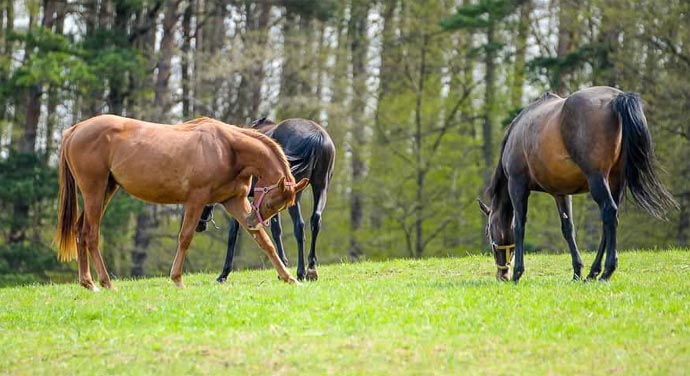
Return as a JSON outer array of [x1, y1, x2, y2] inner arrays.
[[251, 116, 276, 128], [236, 127, 294, 183], [487, 92, 560, 201]]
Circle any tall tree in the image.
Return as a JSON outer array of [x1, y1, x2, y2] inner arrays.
[[347, 0, 369, 260], [153, 0, 181, 120], [511, 0, 531, 107], [442, 0, 522, 188]]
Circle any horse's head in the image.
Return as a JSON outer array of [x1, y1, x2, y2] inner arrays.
[[478, 199, 515, 281], [246, 176, 309, 230]]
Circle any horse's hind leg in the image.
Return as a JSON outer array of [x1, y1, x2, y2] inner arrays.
[[81, 177, 119, 289], [216, 218, 241, 283], [586, 175, 619, 281], [287, 195, 306, 281], [554, 195, 584, 280], [586, 231, 606, 281], [306, 185, 328, 281], [75, 212, 96, 290]]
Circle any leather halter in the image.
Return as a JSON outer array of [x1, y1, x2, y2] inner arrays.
[[492, 242, 515, 271], [252, 179, 294, 227]]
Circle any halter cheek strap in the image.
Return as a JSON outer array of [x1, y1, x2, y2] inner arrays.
[[252, 180, 294, 227], [492, 243, 515, 271]]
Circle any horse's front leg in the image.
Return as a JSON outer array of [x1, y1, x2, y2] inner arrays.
[[508, 178, 530, 283], [170, 202, 205, 288], [554, 194, 584, 280], [223, 197, 297, 284]]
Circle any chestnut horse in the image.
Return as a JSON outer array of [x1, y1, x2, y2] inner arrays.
[[478, 86, 676, 282], [55, 114, 309, 290]]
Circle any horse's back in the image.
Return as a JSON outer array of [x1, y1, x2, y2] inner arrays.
[[561, 86, 623, 176], [506, 86, 624, 194], [64, 114, 238, 203]]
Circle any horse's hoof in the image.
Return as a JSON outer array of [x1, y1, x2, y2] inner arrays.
[[305, 268, 318, 281], [296, 272, 305, 282], [80, 280, 98, 291], [171, 278, 185, 289], [195, 222, 207, 233], [284, 276, 299, 284], [216, 277, 227, 284]]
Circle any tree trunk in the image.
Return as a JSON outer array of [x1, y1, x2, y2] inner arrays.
[[413, 35, 429, 258], [153, 0, 181, 121], [181, 0, 193, 118], [250, 2, 271, 119], [511, 0, 531, 108], [44, 1, 64, 163], [348, 0, 369, 260], [278, 10, 300, 119], [594, 7, 619, 87], [371, 0, 398, 229], [481, 15, 496, 190], [132, 206, 155, 277], [109, 2, 129, 115], [555, 0, 575, 95]]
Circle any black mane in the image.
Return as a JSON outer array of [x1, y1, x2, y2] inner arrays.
[[251, 116, 276, 128], [487, 92, 560, 201]]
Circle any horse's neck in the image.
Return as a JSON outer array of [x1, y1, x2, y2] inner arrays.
[[237, 133, 286, 181], [491, 184, 514, 224]]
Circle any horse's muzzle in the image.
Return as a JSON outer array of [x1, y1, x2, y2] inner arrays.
[[496, 268, 510, 281]]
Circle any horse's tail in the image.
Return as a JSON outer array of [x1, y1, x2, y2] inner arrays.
[[613, 92, 678, 219], [55, 143, 78, 262]]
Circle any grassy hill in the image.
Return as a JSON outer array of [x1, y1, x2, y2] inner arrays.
[[1, 250, 689, 375]]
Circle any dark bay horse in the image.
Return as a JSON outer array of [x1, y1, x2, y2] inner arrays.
[[197, 117, 335, 282], [478, 86, 677, 282], [55, 114, 309, 290]]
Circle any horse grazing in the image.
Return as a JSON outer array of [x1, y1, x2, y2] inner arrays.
[[478, 86, 677, 282], [55, 114, 309, 290], [197, 117, 335, 282]]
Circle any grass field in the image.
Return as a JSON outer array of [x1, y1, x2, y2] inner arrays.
[[1, 249, 689, 375]]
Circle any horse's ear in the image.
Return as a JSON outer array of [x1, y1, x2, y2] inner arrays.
[[294, 178, 309, 193], [277, 176, 286, 190], [477, 199, 490, 216]]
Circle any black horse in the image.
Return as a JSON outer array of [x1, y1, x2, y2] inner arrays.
[[198, 117, 336, 282], [478, 86, 676, 282]]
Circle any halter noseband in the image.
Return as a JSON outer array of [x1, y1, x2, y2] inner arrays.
[[492, 242, 515, 271], [486, 211, 515, 271], [252, 179, 294, 227]]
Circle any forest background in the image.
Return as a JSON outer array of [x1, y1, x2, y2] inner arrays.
[[0, 0, 688, 285]]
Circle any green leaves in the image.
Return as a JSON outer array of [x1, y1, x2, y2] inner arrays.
[[441, 0, 522, 31], [0, 152, 57, 204]]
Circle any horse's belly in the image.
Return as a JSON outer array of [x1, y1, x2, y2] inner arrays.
[[113, 172, 190, 204], [531, 156, 589, 194], [109, 151, 198, 204]]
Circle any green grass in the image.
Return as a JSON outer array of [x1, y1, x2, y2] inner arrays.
[[1, 250, 689, 375]]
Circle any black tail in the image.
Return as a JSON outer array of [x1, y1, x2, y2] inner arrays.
[[286, 131, 325, 177], [613, 92, 678, 219]]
